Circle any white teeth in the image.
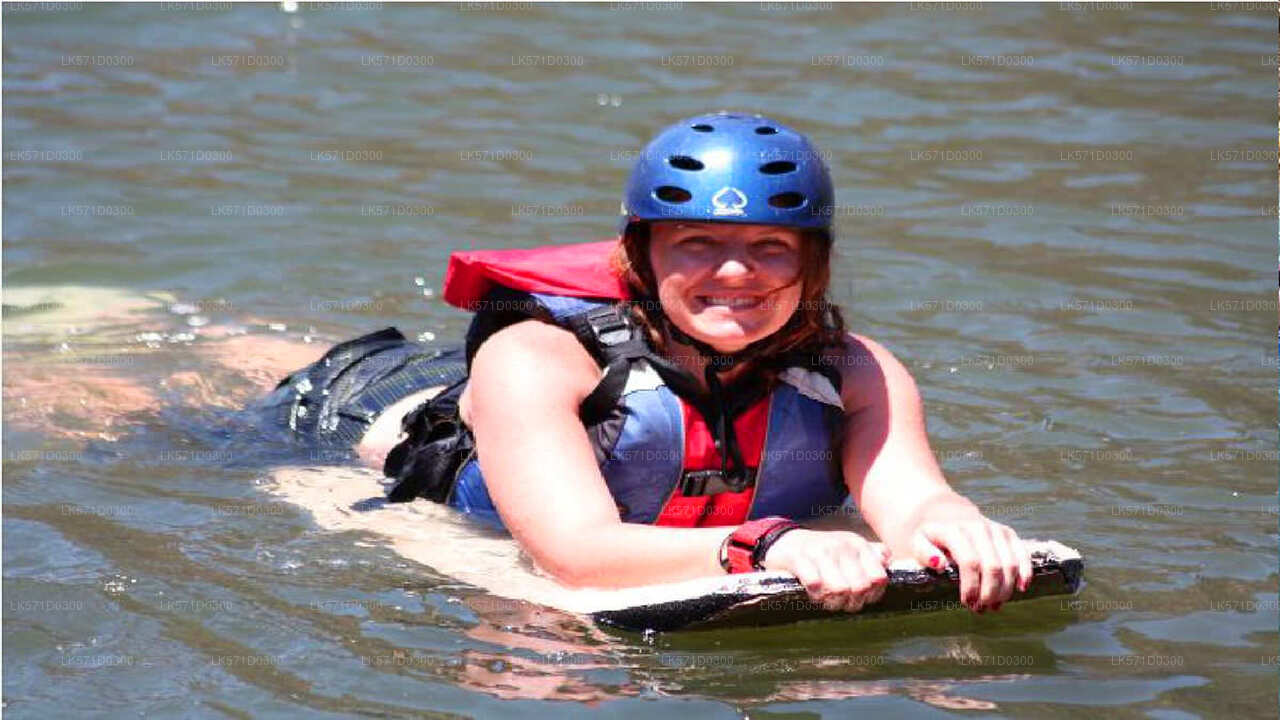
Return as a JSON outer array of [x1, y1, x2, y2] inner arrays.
[[703, 296, 760, 308]]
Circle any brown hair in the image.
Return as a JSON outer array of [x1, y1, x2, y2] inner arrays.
[[610, 221, 848, 378]]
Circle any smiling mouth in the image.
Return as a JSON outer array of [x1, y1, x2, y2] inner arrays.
[[696, 295, 764, 310]]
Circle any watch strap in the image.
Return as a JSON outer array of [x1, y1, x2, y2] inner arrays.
[[724, 516, 801, 574]]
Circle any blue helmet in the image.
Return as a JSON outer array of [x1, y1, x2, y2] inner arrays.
[[620, 111, 834, 233]]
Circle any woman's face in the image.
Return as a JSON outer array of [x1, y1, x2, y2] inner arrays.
[[648, 221, 804, 353]]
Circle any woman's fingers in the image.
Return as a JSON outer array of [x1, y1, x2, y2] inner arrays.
[[856, 542, 890, 582], [909, 529, 949, 572], [790, 553, 825, 603], [990, 525, 1022, 608], [797, 535, 889, 614], [922, 523, 979, 609], [842, 545, 888, 612], [821, 595, 846, 612], [973, 522, 1031, 610], [773, 532, 900, 614], [920, 519, 1037, 613], [964, 523, 1004, 611], [813, 551, 847, 611], [857, 545, 889, 606], [834, 553, 867, 612], [1011, 530, 1033, 593]]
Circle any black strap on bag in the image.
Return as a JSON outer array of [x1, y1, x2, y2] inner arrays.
[[382, 375, 473, 503]]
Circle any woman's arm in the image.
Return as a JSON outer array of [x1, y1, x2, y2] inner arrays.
[[836, 333, 1032, 612], [466, 318, 733, 588], [468, 319, 894, 614]]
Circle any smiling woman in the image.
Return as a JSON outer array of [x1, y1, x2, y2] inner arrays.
[[616, 218, 844, 391], [657, 222, 805, 332], [261, 111, 1035, 616]]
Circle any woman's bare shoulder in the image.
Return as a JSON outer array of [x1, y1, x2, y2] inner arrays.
[[466, 318, 602, 410], [821, 332, 916, 411]]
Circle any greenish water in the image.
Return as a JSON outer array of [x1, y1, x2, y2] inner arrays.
[[3, 2, 1277, 717]]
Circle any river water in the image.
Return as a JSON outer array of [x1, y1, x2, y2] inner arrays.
[[3, 2, 1277, 717]]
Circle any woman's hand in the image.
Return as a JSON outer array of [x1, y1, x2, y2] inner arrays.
[[907, 503, 1034, 613], [759, 529, 890, 613]]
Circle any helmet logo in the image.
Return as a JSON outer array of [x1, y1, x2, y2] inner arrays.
[[711, 186, 747, 217]]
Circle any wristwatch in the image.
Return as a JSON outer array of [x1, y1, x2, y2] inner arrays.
[[720, 516, 801, 574]]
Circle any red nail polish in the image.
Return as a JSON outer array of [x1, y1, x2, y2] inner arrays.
[[929, 556, 943, 570]]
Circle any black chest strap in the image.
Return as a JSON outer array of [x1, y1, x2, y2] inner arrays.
[[565, 304, 697, 425]]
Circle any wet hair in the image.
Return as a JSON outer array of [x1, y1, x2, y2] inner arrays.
[[610, 221, 848, 374]]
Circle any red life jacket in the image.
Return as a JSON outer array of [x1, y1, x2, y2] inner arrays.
[[443, 240, 630, 309]]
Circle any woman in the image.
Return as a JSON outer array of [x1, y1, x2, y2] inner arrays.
[[258, 112, 1032, 614]]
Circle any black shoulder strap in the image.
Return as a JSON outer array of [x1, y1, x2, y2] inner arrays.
[[562, 303, 701, 422], [564, 304, 645, 366], [564, 304, 659, 425]]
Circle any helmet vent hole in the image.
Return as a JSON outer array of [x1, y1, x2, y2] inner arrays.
[[655, 185, 693, 204], [755, 126, 778, 135], [690, 123, 714, 132], [768, 192, 806, 209], [668, 155, 704, 171], [759, 160, 796, 175]]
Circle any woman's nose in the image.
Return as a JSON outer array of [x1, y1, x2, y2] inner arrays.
[[713, 250, 752, 278]]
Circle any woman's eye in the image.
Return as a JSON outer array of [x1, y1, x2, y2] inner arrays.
[[755, 239, 792, 252], [678, 236, 715, 248]]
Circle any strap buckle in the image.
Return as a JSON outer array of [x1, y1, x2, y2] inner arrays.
[[680, 468, 756, 496], [583, 306, 632, 348]]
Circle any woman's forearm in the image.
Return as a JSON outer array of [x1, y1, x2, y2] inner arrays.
[[549, 522, 734, 589], [873, 489, 980, 558]]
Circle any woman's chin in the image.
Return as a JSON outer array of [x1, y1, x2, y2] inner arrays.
[[685, 321, 762, 353]]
